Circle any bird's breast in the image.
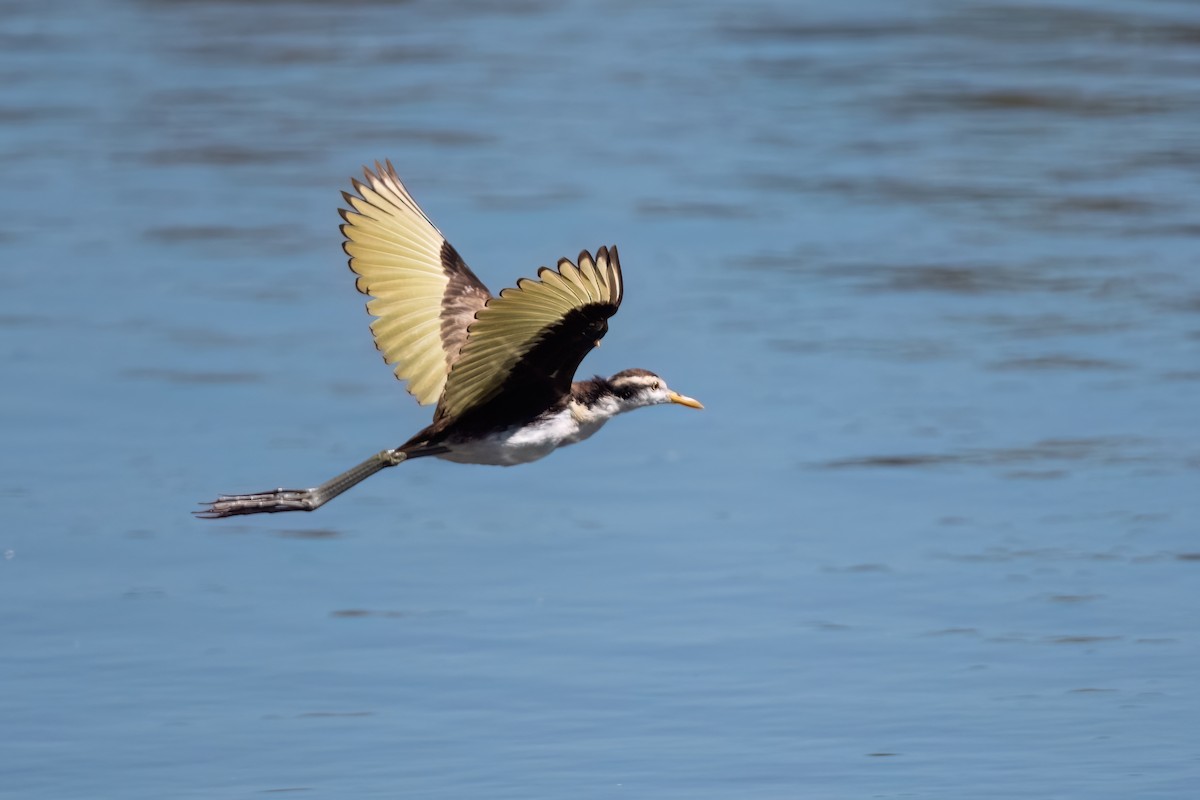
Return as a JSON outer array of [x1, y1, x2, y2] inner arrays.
[[435, 409, 607, 466]]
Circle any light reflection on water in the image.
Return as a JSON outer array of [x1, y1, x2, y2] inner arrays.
[[2, 0, 1198, 798]]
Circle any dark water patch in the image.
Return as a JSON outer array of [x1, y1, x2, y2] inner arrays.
[[166, 38, 346, 66], [822, 437, 1155, 471], [366, 45, 459, 65], [1128, 146, 1200, 171], [1028, 216, 1200, 240], [163, 326, 257, 349], [142, 87, 253, 108], [353, 127, 496, 147], [940, 548, 1059, 564], [1045, 195, 1160, 216], [1002, 469, 1067, 480], [331, 609, 411, 619], [728, 2, 1200, 55], [1122, 222, 1200, 239], [295, 711, 373, 718], [138, 145, 312, 167], [733, 248, 829, 277], [936, 546, 1150, 565], [833, 453, 945, 468], [274, 528, 343, 539], [830, 261, 1089, 296], [924, 627, 980, 637], [247, 45, 344, 66], [144, 224, 307, 252], [1046, 635, 1121, 645], [769, 335, 952, 362], [898, 87, 1170, 118], [1176, 553, 1200, 562], [741, 55, 830, 82], [725, 18, 920, 43], [636, 199, 757, 219], [877, 265, 1045, 295], [823, 563, 890, 573], [1068, 687, 1117, 694], [140, 18, 344, 57], [185, 281, 313, 305], [1045, 594, 1104, 604], [742, 172, 817, 194], [330, 608, 459, 620], [963, 313, 1131, 339], [121, 367, 262, 385], [144, 225, 232, 243], [813, 176, 1027, 209], [808, 620, 852, 632], [945, 3, 1200, 49], [887, 265, 1021, 295], [0, 105, 81, 124], [138, 0, 409, 6], [143, 0, 549, 66], [989, 355, 1130, 372], [0, 313, 50, 328], [328, 609, 458, 623], [1163, 293, 1200, 315], [475, 187, 580, 210], [122, 587, 167, 599], [0, 26, 73, 53], [986, 634, 1031, 644]]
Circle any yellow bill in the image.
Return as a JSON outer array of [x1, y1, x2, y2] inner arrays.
[[668, 391, 704, 409]]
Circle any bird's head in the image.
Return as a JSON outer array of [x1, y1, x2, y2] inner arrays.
[[607, 368, 704, 412]]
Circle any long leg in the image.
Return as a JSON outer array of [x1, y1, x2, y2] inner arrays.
[[195, 448, 409, 518]]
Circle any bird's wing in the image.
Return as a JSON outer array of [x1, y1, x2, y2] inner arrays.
[[341, 161, 492, 405], [438, 246, 623, 420]]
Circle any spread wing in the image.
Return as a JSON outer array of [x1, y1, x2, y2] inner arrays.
[[438, 246, 623, 421], [340, 161, 491, 405]]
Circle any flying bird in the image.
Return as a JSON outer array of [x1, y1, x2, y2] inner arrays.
[[197, 162, 702, 518]]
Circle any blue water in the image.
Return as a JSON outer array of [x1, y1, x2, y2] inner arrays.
[[3, 1, 1198, 797]]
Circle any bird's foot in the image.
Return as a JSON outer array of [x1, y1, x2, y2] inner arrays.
[[194, 488, 317, 518]]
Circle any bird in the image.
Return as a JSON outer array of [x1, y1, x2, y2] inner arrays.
[[195, 161, 702, 518]]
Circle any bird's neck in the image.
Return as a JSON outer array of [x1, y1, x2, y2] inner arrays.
[[567, 378, 625, 426]]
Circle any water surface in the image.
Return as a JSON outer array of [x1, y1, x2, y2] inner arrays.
[[2, 1, 1198, 797]]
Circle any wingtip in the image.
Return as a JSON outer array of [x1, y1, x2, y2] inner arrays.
[[597, 244, 619, 266]]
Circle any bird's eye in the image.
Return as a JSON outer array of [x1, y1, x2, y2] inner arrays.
[[652, 381, 661, 390]]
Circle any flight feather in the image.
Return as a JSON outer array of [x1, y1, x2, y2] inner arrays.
[[341, 161, 491, 405], [438, 246, 623, 420]]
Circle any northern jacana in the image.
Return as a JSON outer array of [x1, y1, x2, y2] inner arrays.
[[196, 162, 702, 518]]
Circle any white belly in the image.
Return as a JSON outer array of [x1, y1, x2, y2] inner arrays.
[[436, 409, 609, 466]]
